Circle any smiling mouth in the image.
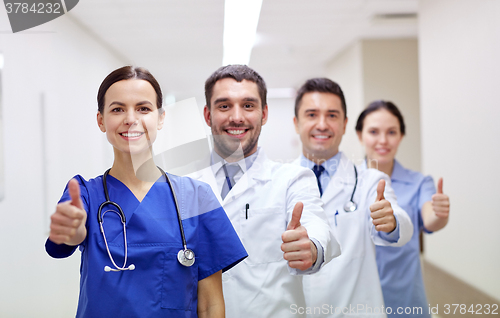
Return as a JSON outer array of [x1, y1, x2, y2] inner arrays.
[[375, 148, 390, 154], [226, 129, 248, 136], [312, 134, 331, 140], [120, 132, 144, 138]]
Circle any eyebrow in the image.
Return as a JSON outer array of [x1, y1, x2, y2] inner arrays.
[[108, 101, 154, 108], [304, 109, 341, 113], [367, 125, 399, 130], [213, 97, 260, 105]]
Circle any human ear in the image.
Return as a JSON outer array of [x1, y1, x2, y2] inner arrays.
[[203, 105, 211, 127], [261, 105, 269, 125], [356, 131, 363, 143], [293, 116, 299, 134], [342, 117, 348, 135], [97, 112, 106, 132], [157, 109, 166, 130]]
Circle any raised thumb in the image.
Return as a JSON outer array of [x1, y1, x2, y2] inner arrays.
[[376, 179, 385, 201], [287, 202, 303, 230]]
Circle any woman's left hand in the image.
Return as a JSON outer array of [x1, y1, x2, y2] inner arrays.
[[432, 178, 450, 219]]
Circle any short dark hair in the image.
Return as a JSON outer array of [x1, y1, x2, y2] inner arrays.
[[355, 100, 406, 135], [294, 78, 347, 118], [204, 65, 267, 109], [97, 66, 163, 113]]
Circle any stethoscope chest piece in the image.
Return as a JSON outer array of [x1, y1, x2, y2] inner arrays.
[[343, 165, 359, 212], [178, 249, 195, 267], [344, 200, 357, 212]]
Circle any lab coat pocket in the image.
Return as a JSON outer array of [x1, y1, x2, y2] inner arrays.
[[161, 252, 198, 311], [240, 206, 285, 265], [336, 210, 366, 259]]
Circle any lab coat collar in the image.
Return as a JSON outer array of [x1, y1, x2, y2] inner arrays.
[[294, 152, 355, 205], [219, 148, 272, 204], [320, 153, 356, 205], [188, 148, 271, 205]]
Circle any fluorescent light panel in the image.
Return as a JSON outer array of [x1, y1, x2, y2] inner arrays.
[[222, 0, 263, 66]]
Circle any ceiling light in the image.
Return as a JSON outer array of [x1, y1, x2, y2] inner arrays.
[[222, 0, 263, 66]]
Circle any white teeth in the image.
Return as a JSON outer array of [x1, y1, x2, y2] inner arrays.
[[314, 135, 329, 139], [227, 130, 245, 135], [122, 132, 142, 137]]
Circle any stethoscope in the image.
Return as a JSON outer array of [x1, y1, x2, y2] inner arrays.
[[98, 168, 195, 272], [343, 165, 358, 212]]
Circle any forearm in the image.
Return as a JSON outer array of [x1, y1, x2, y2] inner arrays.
[[198, 271, 224, 318], [198, 303, 224, 318]]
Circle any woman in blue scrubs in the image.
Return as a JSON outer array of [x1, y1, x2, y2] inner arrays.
[[355, 100, 450, 317], [45, 66, 247, 318]]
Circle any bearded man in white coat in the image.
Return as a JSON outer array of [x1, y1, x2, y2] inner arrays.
[[293, 78, 413, 318], [188, 66, 341, 318]]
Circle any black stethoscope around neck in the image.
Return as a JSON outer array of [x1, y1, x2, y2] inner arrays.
[[343, 165, 358, 212], [98, 168, 195, 273]]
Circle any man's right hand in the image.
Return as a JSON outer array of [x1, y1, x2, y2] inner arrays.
[[49, 179, 87, 245]]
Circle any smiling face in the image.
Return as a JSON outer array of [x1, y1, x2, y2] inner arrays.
[[294, 92, 347, 163], [97, 79, 165, 156], [357, 108, 403, 167], [204, 78, 268, 159]]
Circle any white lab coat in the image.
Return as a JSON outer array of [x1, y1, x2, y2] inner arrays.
[[188, 149, 341, 318], [294, 153, 413, 318]]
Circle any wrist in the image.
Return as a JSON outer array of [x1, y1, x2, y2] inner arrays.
[[310, 240, 318, 265]]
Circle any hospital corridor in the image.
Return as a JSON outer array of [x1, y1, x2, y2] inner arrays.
[[0, 0, 498, 317]]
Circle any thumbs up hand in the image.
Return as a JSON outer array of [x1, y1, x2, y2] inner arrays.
[[281, 202, 318, 271], [432, 178, 450, 219], [370, 179, 397, 233], [49, 179, 87, 245]]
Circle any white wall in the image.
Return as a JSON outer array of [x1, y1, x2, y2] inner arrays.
[[362, 39, 421, 172], [259, 97, 301, 163], [326, 39, 421, 169], [326, 42, 365, 163], [419, 0, 500, 301], [0, 13, 125, 317]]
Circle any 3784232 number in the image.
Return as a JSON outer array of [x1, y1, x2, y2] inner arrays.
[[5, 2, 61, 14], [443, 303, 498, 314]]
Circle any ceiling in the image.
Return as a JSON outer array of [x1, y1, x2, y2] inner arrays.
[[67, 0, 418, 102]]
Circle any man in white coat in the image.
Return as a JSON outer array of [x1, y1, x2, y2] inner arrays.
[[188, 66, 341, 318], [293, 78, 413, 318]]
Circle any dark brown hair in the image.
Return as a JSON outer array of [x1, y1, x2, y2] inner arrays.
[[355, 100, 406, 135], [204, 65, 267, 109], [97, 66, 163, 113], [295, 78, 347, 118]]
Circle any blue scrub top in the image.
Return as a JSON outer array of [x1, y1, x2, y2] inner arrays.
[[46, 173, 247, 318], [373, 160, 435, 317]]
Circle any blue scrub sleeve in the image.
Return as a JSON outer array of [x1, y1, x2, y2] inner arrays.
[[45, 175, 90, 259], [193, 184, 247, 280], [45, 239, 78, 258], [418, 175, 436, 233]]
